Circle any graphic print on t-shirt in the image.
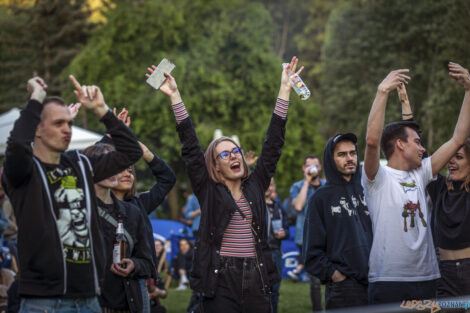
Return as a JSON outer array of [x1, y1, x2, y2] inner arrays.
[[399, 180, 427, 232], [47, 167, 91, 264]]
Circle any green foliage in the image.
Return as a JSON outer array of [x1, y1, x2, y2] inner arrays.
[[0, 6, 32, 110], [65, 0, 323, 196], [0, 0, 92, 110]]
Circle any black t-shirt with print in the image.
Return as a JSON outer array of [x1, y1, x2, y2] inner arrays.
[[44, 160, 95, 297]]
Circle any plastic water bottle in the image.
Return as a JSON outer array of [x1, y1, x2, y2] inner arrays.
[[282, 63, 311, 100]]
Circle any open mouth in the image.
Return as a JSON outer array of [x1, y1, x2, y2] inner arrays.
[[230, 162, 241, 172], [449, 167, 458, 174]]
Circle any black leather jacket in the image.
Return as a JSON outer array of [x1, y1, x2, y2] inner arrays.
[[176, 113, 286, 297]]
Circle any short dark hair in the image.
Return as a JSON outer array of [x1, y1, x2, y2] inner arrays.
[[303, 154, 319, 165], [380, 121, 421, 160], [43, 96, 66, 107], [82, 143, 115, 158]]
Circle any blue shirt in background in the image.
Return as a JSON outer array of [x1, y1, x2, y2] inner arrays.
[[184, 194, 201, 232], [290, 179, 325, 245]]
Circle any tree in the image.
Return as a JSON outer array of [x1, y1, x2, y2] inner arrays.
[[0, 0, 92, 111], [319, 0, 470, 155], [65, 0, 324, 214], [258, 0, 311, 60]]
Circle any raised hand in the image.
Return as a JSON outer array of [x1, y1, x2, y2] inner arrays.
[[27, 77, 48, 102], [138, 141, 155, 163], [449, 62, 470, 90], [113, 107, 131, 127], [281, 56, 304, 91], [68, 103, 82, 119], [378, 69, 410, 94], [69, 75, 109, 118], [244, 150, 258, 167], [145, 66, 179, 97], [397, 83, 410, 106]]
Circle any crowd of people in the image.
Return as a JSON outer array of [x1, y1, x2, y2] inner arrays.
[[1, 56, 470, 313]]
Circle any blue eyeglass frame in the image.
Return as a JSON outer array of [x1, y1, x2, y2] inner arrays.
[[217, 147, 243, 160]]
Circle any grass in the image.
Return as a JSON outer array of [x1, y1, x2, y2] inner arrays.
[[159, 279, 324, 313]]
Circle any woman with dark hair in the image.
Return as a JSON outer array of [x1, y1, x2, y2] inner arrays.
[[145, 57, 302, 312], [428, 138, 470, 297], [146, 239, 169, 313], [83, 143, 154, 313], [154, 239, 169, 275], [102, 108, 176, 313], [395, 63, 470, 298]]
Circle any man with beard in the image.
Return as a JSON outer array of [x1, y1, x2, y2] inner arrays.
[[303, 133, 372, 310]]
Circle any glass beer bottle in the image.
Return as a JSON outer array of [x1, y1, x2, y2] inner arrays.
[[113, 221, 128, 269]]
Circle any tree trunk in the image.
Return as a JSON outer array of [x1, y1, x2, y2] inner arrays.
[[425, 46, 438, 149], [167, 178, 180, 221], [277, 10, 290, 59]]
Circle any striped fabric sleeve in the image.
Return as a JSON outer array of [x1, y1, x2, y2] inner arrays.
[[171, 102, 189, 124], [274, 98, 289, 119]]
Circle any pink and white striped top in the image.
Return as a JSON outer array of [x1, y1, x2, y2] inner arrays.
[[220, 195, 256, 258]]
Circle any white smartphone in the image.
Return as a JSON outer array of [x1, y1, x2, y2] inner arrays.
[[146, 58, 175, 90]]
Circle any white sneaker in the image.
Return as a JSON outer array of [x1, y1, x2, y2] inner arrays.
[[181, 274, 189, 285], [176, 284, 188, 291], [287, 270, 299, 281]]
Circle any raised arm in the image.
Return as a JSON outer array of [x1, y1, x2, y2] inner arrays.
[[251, 57, 302, 190], [292, 168, 316, 212], [69, 76, 142, 181], [398, 83, 413, 120], [134, 142, 176, 214], [430, 62, 470, 176], [101, 108, 176, 212], [3, 77, 48, 188], [145, 67, 208, 195], [364, 69, 410, 180]]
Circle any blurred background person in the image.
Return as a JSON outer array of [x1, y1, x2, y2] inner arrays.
[[265, 178, 289, 313]]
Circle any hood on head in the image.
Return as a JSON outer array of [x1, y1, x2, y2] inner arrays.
[[323, 133, 361, 185]]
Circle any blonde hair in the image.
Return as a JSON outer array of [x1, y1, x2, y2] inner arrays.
[[447, 138, 470, 192], [204, 136, 249, 184]]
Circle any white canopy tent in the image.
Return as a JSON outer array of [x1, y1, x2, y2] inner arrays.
[[0, 108, 103, 155]]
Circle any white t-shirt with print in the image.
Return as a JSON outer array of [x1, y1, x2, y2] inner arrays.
[[361, 157, 440, 282]]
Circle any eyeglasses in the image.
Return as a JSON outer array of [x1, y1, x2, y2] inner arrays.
[[217, 147, 242, 160]]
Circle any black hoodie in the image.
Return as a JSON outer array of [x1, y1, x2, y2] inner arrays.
[[2, 100, 143, 297], [302, 135, 372, 285]]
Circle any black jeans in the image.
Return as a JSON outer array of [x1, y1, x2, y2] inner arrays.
[[309, 275, 322, 312], [438, 258, 470, 297], [201, 257, 271, 313], [325, 278, 368, 310], [369, 279, 437, 304]]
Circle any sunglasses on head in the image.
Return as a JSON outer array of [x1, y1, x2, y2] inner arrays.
[[217, 147, 243, 160]]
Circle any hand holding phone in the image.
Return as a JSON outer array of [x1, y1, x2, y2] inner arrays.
[[146, 58, 175, 90]]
